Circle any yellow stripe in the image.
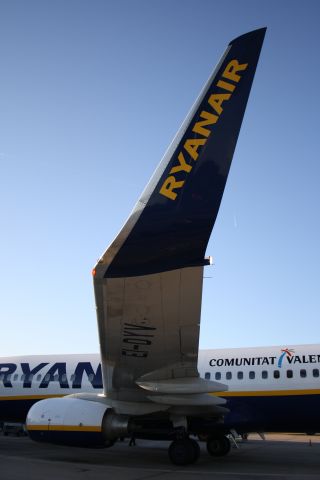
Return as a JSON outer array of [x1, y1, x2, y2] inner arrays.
[[0, 394, 64, 401], [213, 389, 320, 397], [27, 424, 102, 432], [3, 389, 320, 402]]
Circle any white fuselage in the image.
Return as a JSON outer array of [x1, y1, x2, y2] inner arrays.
[[1, 344, 320, 410]]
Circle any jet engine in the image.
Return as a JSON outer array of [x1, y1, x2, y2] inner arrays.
[[26, 397, 131, 447]]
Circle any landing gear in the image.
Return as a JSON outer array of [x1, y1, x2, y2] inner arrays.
[[168, 438, 200, 465], [206, 435, 231, 457]]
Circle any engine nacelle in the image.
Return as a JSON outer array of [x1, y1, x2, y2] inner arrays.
[[26, 397, 131, 447]]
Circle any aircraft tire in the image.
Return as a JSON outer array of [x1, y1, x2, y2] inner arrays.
[[207, 435, 231, 457], [168, 438, 199, 465], [189, 438, 201, 462]]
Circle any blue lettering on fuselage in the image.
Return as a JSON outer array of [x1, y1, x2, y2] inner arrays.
[[0, 362, 103, 389], [72, 362, 102, 389]]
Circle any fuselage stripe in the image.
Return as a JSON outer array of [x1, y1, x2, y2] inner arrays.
[[27, 424, 102, 432], [0, 394, 65, 401]]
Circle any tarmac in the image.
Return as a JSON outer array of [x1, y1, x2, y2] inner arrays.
[[1, 433, 320, 480]]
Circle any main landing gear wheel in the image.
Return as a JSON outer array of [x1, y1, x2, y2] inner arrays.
[[207, 435, 231, 457], [168, 438, 200, 465], [189, 438, 200, 462]]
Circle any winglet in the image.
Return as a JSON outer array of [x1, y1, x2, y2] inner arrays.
[[95, 28, 266, 279]]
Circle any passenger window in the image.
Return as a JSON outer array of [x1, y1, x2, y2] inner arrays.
[[249, 371, 255, 380], [36, 374, 41, 381], [287, 370, 293, 378], [7, 374, 11, 381], [44, 374, 50, 382], [262, 371, 268, 379], [62, 374, 67, 382], [54, 374, 59, 381], [300, 369, 307, 378], [237, 371, 243, 380], [70, 374, 75, 381], [21, 374, 25, 381], [14, 374, 18, 381], [215, 372, 221, 380], [274, 370, 280, 379], [205, 372, 211, 380], [226, 372, 232, 380], [313, 369, 319, 378]]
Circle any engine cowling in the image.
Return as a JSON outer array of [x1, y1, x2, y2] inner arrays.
[[26, 397, 131, 447]]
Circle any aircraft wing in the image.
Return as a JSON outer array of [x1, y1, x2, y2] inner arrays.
[[93, 29, 266, 401]]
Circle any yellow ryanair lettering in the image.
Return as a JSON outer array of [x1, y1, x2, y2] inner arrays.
[[208, 93, 231, 115], [216, 79, 235, 92], [222, 60, 248, 83], [184, 138, 207, 161], [170, 152, 192, 174], [159, 176, 185, 201], [159, 58, 248, 200], [193, 111, 218, 137]]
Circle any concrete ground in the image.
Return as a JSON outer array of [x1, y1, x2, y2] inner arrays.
[[1, 433, 320, 480]]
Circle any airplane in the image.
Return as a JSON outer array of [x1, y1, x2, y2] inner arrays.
[[1, 27, 303, 465], [2, 344, 320, 451], [0, 344, 320, 434]]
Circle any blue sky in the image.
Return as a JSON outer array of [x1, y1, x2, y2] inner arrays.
[[1, 0, 320, 356]]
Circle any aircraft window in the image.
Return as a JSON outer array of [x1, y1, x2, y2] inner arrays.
[[88, 374, 94, 382], [205, 372, 211, 380], [14, 374, 18, 381], [262, 371, 268, 379], [44, 374, 50, 382], [36, 374, 42, 381], [53, 375, 59, 381], [237, 371, 243, 380], [62, 374, 67, 382], [215, 372, 221, 380], [286, 370, 293, 378], [21, 374, 25, 381], [226, 372, 232, 380], [313, 369, 319, 378], [70, 374, 75, 381], [300, 369, 307, 378], [7, 374, 11, 381], [274, 370, 280, 379]]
